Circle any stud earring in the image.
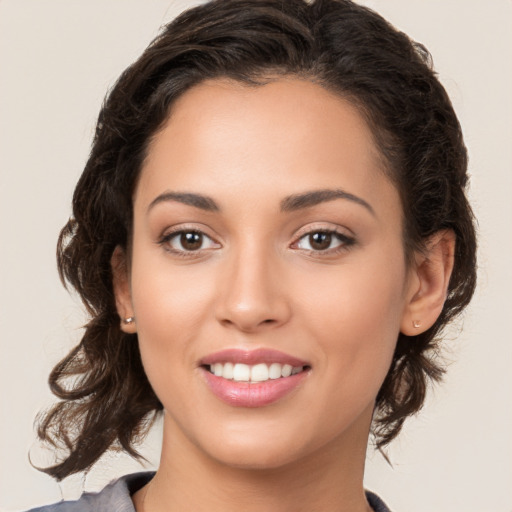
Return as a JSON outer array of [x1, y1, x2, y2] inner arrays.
[[412, 320, 421, 329], [123, 317, 135, 325]]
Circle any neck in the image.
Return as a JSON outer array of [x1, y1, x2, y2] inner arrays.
[[134, 409, 374, 512]]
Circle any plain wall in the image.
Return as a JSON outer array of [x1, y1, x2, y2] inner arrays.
[[1, 1, 511, 511]]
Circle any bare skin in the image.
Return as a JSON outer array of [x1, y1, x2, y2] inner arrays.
[[113, 77, 454, 512]]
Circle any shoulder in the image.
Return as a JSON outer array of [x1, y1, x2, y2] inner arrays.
[[366, 490, 392, 512], [24, 472, 155, 512], [26, 474, 389, 512]]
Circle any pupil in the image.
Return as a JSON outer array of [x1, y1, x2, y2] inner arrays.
[[310, 232, 331, 250], [181, 232, 202, 250]]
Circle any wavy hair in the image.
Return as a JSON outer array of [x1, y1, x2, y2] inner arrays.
[[36, 0, 477, 480]]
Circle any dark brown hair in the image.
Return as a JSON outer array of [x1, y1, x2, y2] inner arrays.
[[36, 0, 477, 480]]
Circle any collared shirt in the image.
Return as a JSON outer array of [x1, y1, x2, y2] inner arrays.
[[26, 471, 392, 512]]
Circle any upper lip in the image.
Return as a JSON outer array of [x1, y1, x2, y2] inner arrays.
[[199, 348, 309, 367]]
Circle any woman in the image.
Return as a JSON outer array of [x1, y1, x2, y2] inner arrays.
[[26, 0, 476, 510]]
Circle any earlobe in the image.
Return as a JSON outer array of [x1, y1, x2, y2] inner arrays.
[[400, 230, 455, 336], [111, 246, 137, 333]]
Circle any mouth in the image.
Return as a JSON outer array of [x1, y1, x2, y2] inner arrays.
[[204, 362, 308, 383], [199, 348, 311, 407]]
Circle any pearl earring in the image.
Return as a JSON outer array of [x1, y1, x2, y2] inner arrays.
[[412, 320, 421, 329]]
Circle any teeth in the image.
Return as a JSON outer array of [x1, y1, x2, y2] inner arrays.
[[208, 362, 304, 382], [233, 363, 250, 381], [223, 362, 234, 379], [250, 363, 269, 382], [281, 364, 292, 377], [268, 363, 282, 379]]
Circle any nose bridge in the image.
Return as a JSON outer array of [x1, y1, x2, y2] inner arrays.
[[216, 234, 290, 331]]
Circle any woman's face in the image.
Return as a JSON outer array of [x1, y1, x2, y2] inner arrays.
[[120, 78, 418, 469]]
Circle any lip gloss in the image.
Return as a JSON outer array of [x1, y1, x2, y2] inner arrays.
[[200, 348, 309, 367], [199, 348, 310, 407], [201, 368, 308, 407]]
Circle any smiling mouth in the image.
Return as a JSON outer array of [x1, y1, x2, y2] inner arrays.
[[200, 350, 311, 406], [204, 362, 309, 383]]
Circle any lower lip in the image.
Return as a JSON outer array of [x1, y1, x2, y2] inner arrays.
[[201, 368, 309, 407]]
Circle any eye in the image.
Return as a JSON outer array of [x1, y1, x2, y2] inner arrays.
[[161, 229, 219, 254], [294, 230, 354, 252]]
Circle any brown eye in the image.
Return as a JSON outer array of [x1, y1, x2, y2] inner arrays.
[[294, 229, 354, 253], [163, 230, 219, 254], [180, 231, 203, 251], [308, 232, 332, 251]]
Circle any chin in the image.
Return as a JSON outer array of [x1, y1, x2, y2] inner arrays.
[[207, 440, 308, 471], [194, 418, 327, 472]]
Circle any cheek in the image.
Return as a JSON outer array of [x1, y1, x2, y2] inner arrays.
[[128, 250, 218, 389], [131, 241, 216, 326], [298, 250, 407, 376]]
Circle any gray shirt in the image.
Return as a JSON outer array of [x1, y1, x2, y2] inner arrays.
[[26, 472, 392, 512]]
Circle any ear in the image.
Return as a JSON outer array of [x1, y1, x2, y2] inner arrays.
[[111, 246, 137, 333], [400, 230, 455, 336]]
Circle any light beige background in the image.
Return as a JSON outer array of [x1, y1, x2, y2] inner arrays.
[[1, 1, 511, 511]]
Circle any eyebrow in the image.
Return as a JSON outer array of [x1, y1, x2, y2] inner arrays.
[[147, 191, 220, 213], [280, 188, 375, 216], [147, 188, 374, 216]]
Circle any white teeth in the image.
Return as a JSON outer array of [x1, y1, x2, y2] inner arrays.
[[233, 363, 250, 382], [223, 362, 234, 379], [209, 362, 305, 382], [250, 363, 269, 382], [213, 363, 223, 377], [268, 363, 282, 379], [281, 364, 292, 377]]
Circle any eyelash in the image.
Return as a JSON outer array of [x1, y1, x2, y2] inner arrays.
[[294, 229, 355, 253], [158, 227, 356, 258], [158, 228, 220, 258]]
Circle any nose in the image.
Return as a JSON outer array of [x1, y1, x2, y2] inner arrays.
[[215, 241, 292, 333]]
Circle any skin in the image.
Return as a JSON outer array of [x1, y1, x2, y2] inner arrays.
[[113, 77, 454, 512]]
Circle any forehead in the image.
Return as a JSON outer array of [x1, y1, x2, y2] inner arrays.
[[152, 77, 382, 168], [137, 77, 399, 220]]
